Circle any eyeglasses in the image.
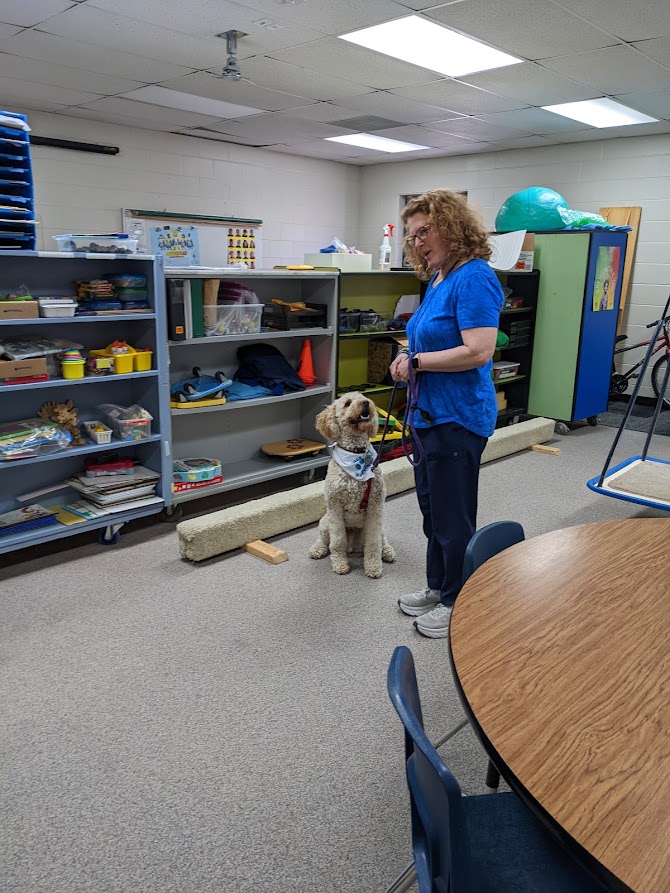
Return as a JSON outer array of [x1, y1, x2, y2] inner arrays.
[[404, 224, 431, 247]]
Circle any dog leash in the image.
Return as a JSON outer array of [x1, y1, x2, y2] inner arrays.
[[371, 352, 425, 470]]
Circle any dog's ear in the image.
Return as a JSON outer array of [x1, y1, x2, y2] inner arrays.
[[315, 403, 339, 441]]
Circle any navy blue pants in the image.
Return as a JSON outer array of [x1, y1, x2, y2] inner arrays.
[[413, 422, 487, 606]]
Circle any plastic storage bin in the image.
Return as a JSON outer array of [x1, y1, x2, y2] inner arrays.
[[53, 234, 138, 254], [203, 303, 263, 337], [38, 298, 77, 317], [83, 421, 112, 444], [492, 361, 521, 380], [99, 404, 153, 441]]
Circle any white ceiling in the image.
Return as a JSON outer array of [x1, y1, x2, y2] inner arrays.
[[1, 0, 670, 164]]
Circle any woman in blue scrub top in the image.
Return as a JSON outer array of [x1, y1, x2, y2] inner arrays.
[[391, 189, 503, 638]]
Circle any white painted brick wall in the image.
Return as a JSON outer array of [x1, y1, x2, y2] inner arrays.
[[358, 134, 670, 400], [27, 110, 361, 271]]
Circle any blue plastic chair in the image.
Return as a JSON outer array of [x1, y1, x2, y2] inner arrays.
[[387, 646, 608, 893], [461, 520, 525, 790]]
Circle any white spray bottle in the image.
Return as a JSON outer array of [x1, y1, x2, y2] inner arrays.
[[378, 223, 394, 271]]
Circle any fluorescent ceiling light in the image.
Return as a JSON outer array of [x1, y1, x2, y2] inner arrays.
[[122, 86, 261, 119], [542, 98, 658, 128], [326, 133, 428, 152], [339, 15, 522, 77]]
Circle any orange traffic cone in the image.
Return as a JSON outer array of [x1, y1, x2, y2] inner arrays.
[[297, 338, 316, 386]]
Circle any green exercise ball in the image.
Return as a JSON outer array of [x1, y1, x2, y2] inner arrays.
[[495, 187, 569, 232]]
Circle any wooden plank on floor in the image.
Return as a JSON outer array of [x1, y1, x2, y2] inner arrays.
[[528, 444, 561, 455], [242, 540, 288, 564]]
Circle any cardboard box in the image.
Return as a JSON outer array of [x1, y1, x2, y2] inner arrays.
[[304, 253, 372, 273], [515, 234, 535, 272], [0, 300, 39, 319], [496, 390, 507, 411], [0, 357, 48, 379]]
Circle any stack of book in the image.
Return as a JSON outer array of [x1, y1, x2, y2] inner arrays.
[[61, 465, 162, 519], [0, 504, 58, 537]]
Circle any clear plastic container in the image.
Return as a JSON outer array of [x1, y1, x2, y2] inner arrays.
[[492, 361, 521, 380], [38, 298, 77, 318], [203, 303, 263, 337], [53, 234, 138, 255]]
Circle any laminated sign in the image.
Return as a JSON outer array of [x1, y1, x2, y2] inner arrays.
[[149, 225, 200, 267]]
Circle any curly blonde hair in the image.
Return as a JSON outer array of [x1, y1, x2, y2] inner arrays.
[[401, 189, 491, 281]]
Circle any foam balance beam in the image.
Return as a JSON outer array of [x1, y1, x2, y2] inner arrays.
[[177, 417, 555, 562]]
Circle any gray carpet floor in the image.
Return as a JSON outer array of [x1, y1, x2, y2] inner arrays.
[[599, 398, 670, 435], [2, 426, 669, 893]]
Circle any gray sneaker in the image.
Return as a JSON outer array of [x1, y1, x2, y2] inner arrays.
[[413, 604, 452, 638], [398, 587, 441, 617]]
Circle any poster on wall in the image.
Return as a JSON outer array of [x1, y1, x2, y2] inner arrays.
[[149, 225, 200, 267], [226, 225, 257, 269], [592, 245, 620, 312]]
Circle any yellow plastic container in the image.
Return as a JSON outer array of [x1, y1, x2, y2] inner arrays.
[[90, 349, 133, 374], [62, 360, 85, 379], [133, 350, 152, 372]]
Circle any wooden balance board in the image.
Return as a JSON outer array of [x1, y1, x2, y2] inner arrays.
[[261, 439, 327, 460]]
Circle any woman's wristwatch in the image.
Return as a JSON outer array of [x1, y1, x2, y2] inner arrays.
[[411, 354, 421, 370]]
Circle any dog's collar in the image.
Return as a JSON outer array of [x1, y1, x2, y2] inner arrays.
[[334, 443, 367, 454], [331, 443, 376, 481]]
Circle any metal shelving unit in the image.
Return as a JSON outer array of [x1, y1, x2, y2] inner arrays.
[[165, 268, 338, 504], [0, 251, 171, 554]]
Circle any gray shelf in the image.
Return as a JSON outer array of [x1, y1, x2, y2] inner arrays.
[[0, 370, 158, 393], [2, 434, 162, 468], [169, 327, 333, 346], [0, 314, 155, 325], [170, 384, 332, 415], [172, 452, 330, 504], [165, 268, 337, 280]]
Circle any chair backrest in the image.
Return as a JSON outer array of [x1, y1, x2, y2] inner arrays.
[[462, 520, 525, 584], [387, 646, 473, 893]]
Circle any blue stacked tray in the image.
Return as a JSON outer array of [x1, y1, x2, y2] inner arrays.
[[0, 110, 36, 251]]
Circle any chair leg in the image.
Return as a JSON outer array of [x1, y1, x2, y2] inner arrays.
[[385, 862, 416, 893], [433, 717, 468, 749], [485, 759, 501, 791]]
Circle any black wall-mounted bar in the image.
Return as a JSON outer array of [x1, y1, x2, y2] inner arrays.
[[31, 136, 120, 156]]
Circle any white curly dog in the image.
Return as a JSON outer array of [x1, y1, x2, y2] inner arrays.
[[309, 392, 395, 578]]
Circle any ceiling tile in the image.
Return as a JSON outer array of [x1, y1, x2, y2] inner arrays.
[[612, 91, 670, 121], [551, 120, 670, 142], [460, 63, 597, 106], [425, 0, 618, 60], [0, 29, 194, 82], [265, 139, 371, 160], [235, 56, 370, 102], [368, 124, 485, 150], [392, 80, 526, 115], [67, 105, 201, 133], [208, 0, 414, 38], [550, 0, 670, 42], [0, 0, 73, 28], [329, 90, 465, 125], [0, 76, 102, 107], [494, 136, 558, 149], [2, 97, 69, 114], [87, 0, 326, 56], [0, 51, 144, 96], [541, 45, 670, 95], [0, 23, 21, 38], [425, 116, 527, 141], [74, 97, 225, 128], [37, 4, 233, 68], [326, 115, 405, 132], [199, 114, 355, 143], [632, 38, 670, 68], [177, 127, 255, 145], [269, 37, 441, 90], [160, 71, 313, 112], [283, 102, 374, 124], [478, 107, 593, 134]]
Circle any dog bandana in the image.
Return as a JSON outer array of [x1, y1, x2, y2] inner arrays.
[[332, 443, 377, 481]]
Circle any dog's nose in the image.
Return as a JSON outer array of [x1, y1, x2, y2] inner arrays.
[[361, 400, 370, 415]]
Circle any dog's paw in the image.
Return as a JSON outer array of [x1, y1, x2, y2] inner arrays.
[[331, 557, 351, 575], [309, 543, 328, 559], [382, 545, 396, 563], [364, 563, 383, 579]]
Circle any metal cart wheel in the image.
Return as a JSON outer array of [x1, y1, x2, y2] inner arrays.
[[587, 415, 598, 426], [554, 421, 571, 436], [98, 525, 121, 546], [161, 505, 183, 523]]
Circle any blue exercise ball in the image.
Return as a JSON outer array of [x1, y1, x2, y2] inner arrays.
[[495, 187, 569, 232]]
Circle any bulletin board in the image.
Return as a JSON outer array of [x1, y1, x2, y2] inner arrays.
[[122, 209, 262, 269]]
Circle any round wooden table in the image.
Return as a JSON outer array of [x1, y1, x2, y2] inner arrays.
[[449, 519, 670, 893]]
